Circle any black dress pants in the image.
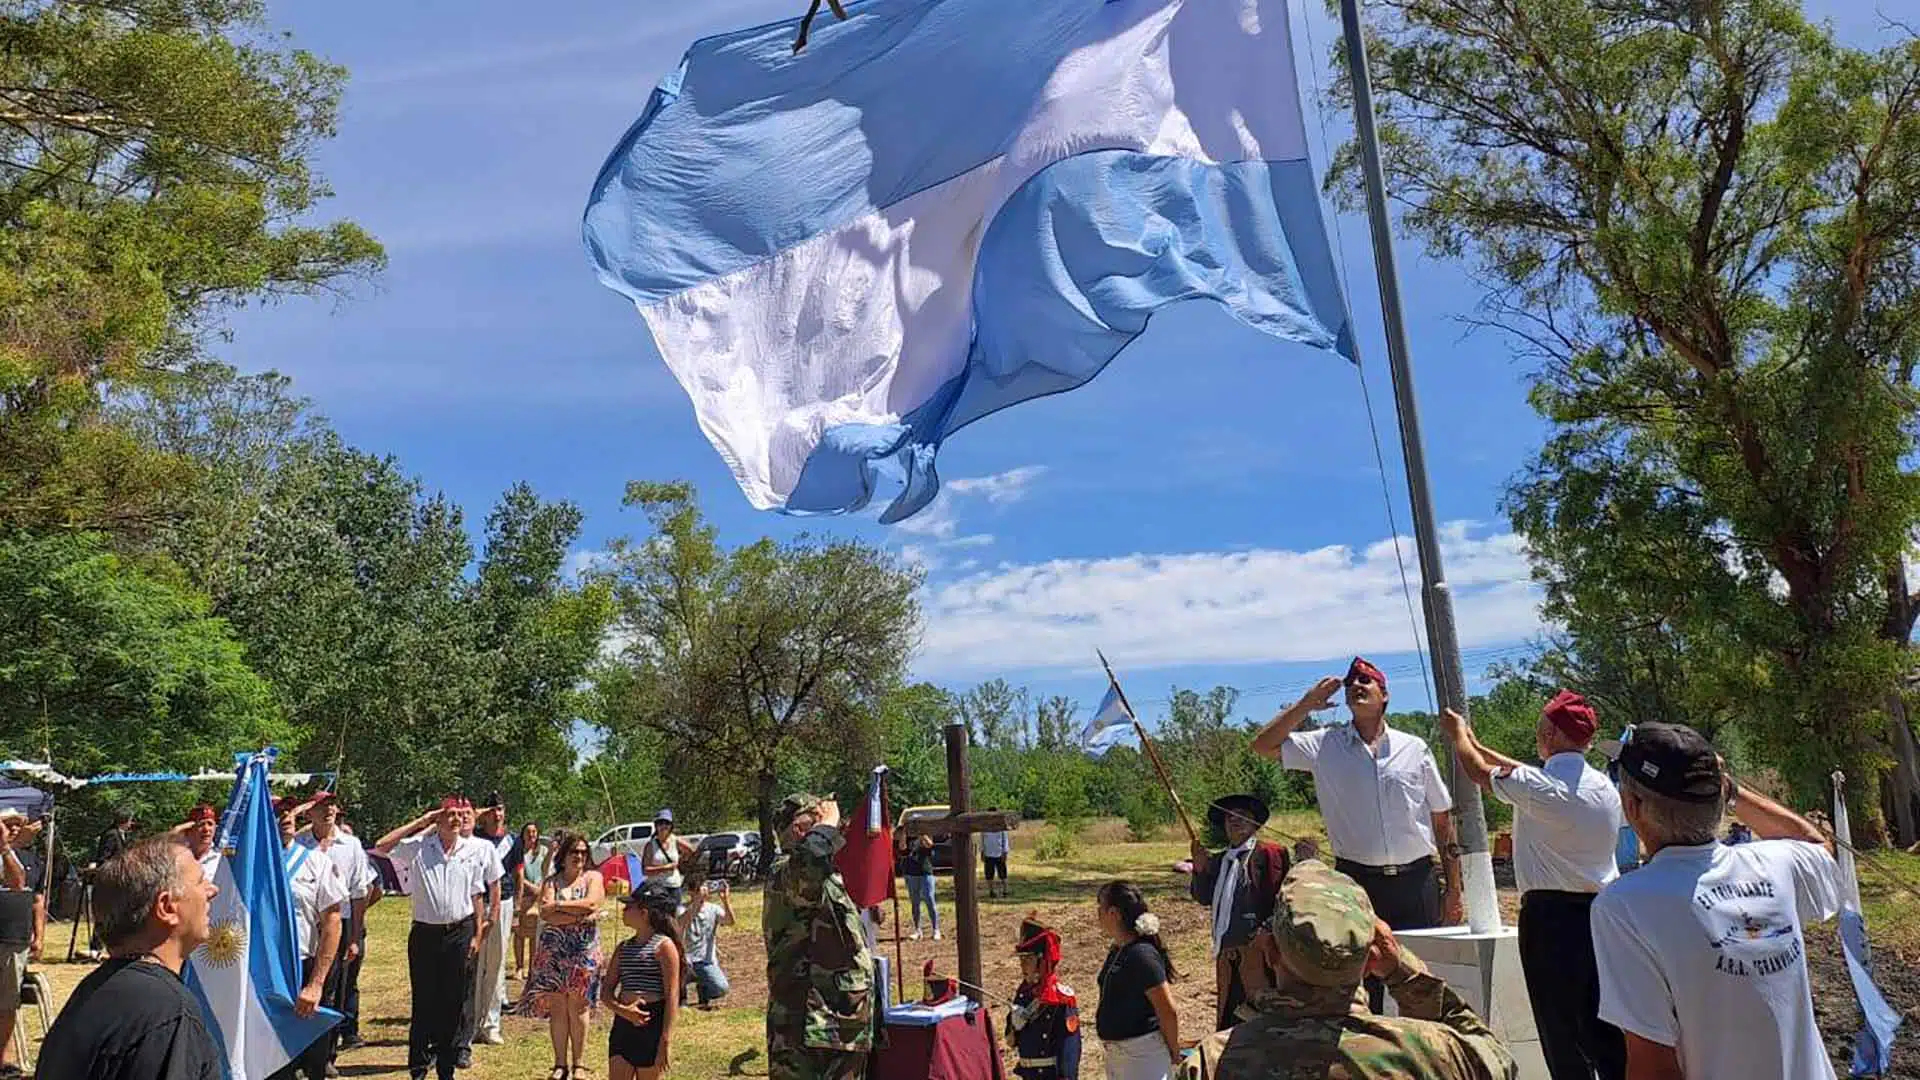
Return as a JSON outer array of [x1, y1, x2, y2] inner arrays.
[[1336, 856, 1441, 1013], [408, 918, 474, 1080], [337, 915, 365, 1044], [1519, 890, 1626, 1080]]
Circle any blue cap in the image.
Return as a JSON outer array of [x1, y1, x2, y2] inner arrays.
[[654, 808, 674, 823]]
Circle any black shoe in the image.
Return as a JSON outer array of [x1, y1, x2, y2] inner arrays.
[[456, 1047, 473, 1070], [336, 1034, 364, 1052]]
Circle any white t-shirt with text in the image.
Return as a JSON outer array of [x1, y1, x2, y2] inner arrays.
[[1591, 838, 1840, 1080]]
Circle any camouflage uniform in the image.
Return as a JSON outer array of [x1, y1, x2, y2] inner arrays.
[[1183, 861, 1515, 1080], [765, 793, 877, 1080]]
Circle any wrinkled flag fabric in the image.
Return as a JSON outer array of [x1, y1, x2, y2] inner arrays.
[[1079, 683, 1135, 753], [1832, 780, 1902, 1075], [585, 0, 1353, 522]]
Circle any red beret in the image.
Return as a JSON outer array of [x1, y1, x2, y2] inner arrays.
[[1345, 657, 1387, 691], [1544, 690, 1597, 743], [439, 795, 470, 812], [186, 804, 218, 824]]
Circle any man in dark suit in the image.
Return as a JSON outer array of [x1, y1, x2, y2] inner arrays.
[[1188, 793, 1290, 1030]]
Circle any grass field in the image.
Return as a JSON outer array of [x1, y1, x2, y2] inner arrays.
[[15, 814, 1919, 1078]]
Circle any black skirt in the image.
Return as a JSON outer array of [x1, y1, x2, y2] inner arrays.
[[609, 1009, 666, 1067]]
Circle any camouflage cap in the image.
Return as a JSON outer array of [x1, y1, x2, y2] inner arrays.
[[1268, 860, 1376, 988], [773, 792, 823, 832]]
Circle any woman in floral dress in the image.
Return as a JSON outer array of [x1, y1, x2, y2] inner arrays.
[[520, 832, 606, 1080]]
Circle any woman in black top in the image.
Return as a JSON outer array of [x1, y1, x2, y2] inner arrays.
[[899, 834, 941, 940], [1093, 881, 1180, 1080]]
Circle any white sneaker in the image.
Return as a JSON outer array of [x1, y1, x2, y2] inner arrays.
[[933, 929, 943, 941], [910, 928, 922, 941], [480, 1031, 505, 1046]]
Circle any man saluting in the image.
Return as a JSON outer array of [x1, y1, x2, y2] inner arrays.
[[1251, 658, 1462, 1011], [764, 793, 876, 1080]]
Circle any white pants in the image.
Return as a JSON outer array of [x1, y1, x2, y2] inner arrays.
[[473, 897, 511, 1037], [1103, 1031, 1170, 1080]]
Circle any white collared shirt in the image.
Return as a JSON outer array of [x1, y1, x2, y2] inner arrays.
[[391, 833, 501, 925], [1280, 722, 1452, 866], [980, 831, 1010, 859], [298, 830, 376, 902], [1490, 751, 1621, 894], [285, 842, 349, 959]]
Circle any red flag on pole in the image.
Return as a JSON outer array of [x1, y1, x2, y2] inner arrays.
[[836, 765, 894, 909]]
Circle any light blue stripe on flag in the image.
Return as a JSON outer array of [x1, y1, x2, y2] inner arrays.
[[584, 0, 1353, 524]]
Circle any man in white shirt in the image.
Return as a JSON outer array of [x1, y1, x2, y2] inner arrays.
[[979, 813, 1012, 899], [466, 794, 515, 1048], [297, 793, 377, 1060], [376, 796, 500, 1080], [1251, 657, 1463, 1008], [172, 803, 222, 879], [271, 795, 348, 1080], [1442, 691, 1625, 1080], [1589, 722, 1840, 1080]]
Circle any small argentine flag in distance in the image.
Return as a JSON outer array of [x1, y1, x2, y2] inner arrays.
[[1079, 683, 1136, 754]]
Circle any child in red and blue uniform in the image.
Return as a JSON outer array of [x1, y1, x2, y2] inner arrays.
[[1007, 915, 1080, 1080]]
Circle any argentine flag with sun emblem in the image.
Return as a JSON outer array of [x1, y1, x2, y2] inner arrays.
[[186, 750, 338, 1078]]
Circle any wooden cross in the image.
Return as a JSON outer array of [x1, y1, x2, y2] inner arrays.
[[897, 722, 1021, 1003]]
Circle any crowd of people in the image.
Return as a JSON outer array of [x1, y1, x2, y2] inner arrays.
[[762, 655, 1849, 1080], [7, 654, 1854, 1080]]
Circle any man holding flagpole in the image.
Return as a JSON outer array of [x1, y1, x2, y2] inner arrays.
[[270, 795, 348, 1080], [183, 752, 344, 1080]]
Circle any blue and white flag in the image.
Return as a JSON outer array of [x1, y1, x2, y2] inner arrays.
[[1079, 683, 1135, 753], [187, 751, 338, 1079], [585, 0, 1354, 522], [1831, 775, 1902, 1075]]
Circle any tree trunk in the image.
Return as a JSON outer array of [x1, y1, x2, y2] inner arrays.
[[1886, 692, 1920, 848], [756, 764, 779, 876]]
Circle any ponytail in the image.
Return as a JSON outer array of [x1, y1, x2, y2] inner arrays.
[[1098, 880, 1178, 980]]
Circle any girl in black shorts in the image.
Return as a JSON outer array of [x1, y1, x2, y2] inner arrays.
[[604, 882, 683, 1078]]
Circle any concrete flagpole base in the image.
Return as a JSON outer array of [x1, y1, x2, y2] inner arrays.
[[1393, 925, 1548, 1080]]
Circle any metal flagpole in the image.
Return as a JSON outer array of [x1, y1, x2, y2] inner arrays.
[[1336, 0, 1499, 933]]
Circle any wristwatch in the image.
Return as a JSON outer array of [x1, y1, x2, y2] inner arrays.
[[1443, 842, 1464, 860]]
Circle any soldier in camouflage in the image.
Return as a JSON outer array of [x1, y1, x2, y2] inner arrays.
[[1183, 861, 1516, 1080], [764, 792, 878, 1080]]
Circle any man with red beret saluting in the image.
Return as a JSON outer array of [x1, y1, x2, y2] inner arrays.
[[1251, 657, 1464, 1012], [1441, 691, 1625, 1080]]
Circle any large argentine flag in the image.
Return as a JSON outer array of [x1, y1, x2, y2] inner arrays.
[[585, 0, 1354, 522], [186, 752, 339, 1078]]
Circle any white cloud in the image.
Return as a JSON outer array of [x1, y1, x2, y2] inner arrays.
[[946, 466, 1049, 505], [891, 466, 1048, 543], [913, 523, 1543, 677], [564, 549, 612, 581]]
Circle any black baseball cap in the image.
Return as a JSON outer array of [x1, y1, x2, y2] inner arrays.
[[1617, 722, 1724, 803]]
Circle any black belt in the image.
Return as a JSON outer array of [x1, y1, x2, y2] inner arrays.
[[1521, 888, 1600, 904], [1335, 855, 1432, 879], [413, 916, 475, 929]]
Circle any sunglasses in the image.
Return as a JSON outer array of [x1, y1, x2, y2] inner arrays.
[[1344, 673, 1378, 688], [565, 848, 589, 858]]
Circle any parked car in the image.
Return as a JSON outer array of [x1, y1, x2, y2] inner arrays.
[[895, 804, 956, 873], [695, 831, 764, 883], [590, 821, 654, 864]]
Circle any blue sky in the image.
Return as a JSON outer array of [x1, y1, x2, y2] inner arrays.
[[233, 0, 1892, 728]]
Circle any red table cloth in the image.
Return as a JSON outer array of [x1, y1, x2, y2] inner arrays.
[[872, 1007, 1007, 1080]]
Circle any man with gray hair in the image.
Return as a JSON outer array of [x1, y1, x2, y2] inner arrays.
[[36, 837, 222, 1079], [1590, 722, 1839, 1080]]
